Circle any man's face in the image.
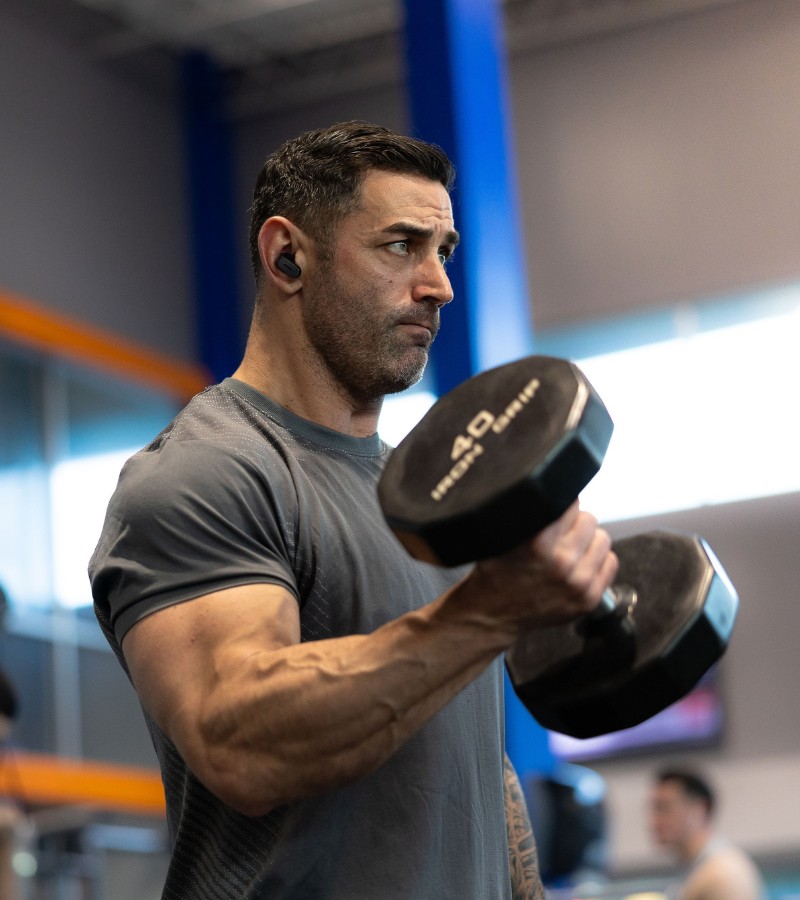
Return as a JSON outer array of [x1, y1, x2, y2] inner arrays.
[[648, 781, 707, 854], [301, 170, 458, 404]]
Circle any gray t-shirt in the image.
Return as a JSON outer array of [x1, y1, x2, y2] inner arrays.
[[90, 377, 511, 900]]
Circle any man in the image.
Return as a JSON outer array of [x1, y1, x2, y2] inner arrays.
[[90, 121, 617, 899], [649, 768, 766, 900]]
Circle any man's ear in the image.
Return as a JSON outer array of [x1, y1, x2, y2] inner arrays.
[[257, 216, 305, 292]]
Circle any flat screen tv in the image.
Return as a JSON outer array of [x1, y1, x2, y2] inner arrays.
[[548, 668, 724, 761]]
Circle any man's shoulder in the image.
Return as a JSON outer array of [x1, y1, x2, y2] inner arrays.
[[138, 382, 298, 470], [104, 385, 303, 528], [154, 381, 285, 446], [685, 842, 765, 900]]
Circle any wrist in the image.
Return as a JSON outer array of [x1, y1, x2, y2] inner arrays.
[[429, 572, 520, 653]]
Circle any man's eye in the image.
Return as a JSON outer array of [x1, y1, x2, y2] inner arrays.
[[387, 241, 410, 255], [438, 249, 454, 266]]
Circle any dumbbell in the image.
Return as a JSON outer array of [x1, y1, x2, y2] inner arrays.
[[377, 355, 739, 739]]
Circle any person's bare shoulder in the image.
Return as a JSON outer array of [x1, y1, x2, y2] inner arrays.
[[683, 846, 765, 900]]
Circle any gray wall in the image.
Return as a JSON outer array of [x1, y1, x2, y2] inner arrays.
[[0, 4, 195, 362], [1, 0, 798, 879], [511, 0, 800, 330]]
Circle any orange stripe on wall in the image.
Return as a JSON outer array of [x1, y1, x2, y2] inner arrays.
[[0, 751, 165, 818], [0, 289, 211, 400]]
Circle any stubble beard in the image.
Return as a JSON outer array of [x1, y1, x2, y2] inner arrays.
[[302, 261, 437, 405]]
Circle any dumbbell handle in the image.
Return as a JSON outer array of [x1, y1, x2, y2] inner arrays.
[[577, 584, 638, 637]]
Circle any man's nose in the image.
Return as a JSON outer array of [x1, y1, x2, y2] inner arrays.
[[413, 254, 454, 308]]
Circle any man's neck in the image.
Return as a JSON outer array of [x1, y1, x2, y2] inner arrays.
[[682, 828, 715, 864], [233, 325, 383, 438]]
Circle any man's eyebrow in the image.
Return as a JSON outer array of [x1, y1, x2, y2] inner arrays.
[[382, 221, 461, 247]]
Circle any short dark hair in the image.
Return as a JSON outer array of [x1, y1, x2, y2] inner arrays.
[[656, 768, 715, 816], [248, 121, 456, 283]]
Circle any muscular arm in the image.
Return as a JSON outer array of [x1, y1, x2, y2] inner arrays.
[[504, 754, 545, 900], [123, 502, 616, 817], [125, 580, 513, 815]]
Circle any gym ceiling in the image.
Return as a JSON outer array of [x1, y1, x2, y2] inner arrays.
[[4, 0, 748, 117]]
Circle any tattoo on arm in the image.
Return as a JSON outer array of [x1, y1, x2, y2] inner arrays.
[[504, 753, 545, 900]]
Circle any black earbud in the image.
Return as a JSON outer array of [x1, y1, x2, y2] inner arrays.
[[276, 253, 302, 278]]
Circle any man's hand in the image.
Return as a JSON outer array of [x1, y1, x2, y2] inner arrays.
[[448, 500, 617, 640]]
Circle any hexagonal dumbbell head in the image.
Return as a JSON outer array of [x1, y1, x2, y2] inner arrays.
[[378, 355, 614, 567], [506, 531, 739, 738]]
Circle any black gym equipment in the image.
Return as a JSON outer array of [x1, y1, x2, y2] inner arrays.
[[0, 583, 17, 721], [378, 355, 738, 739]]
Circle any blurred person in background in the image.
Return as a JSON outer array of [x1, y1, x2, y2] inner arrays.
[[648, 767, 765, 900]]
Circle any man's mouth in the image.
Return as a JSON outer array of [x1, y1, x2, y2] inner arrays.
[[396, 314, 439, 341]]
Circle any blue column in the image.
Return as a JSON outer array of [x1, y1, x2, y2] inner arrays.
[[181, 51, 244, 382], [403, 0, 535, 393], [403, 0, 554, 777]]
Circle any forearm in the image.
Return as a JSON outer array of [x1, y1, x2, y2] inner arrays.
[[504, 755, 545, 900], [184, 582, 513, 815]]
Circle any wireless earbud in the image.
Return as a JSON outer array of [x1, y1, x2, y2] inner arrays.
[[276, 253, 302, 278]]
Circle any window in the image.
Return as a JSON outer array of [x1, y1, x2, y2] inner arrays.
[[0, 340, 179, 615], [536, 284, 800, 761], [537, 284, 800, 522], [378, 388, 437, 447], [0, 348, 50, 611], [51, 366, 178, 610]]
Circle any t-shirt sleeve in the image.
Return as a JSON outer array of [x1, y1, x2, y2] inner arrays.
[[90, 438, 300, 646]]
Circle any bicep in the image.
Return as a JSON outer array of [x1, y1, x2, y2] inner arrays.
[[122, 583, 300, 760]]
